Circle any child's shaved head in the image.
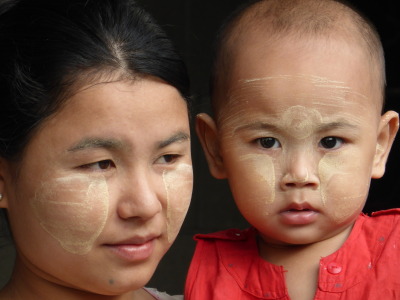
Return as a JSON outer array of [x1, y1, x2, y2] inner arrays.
[[211, 0, 385, 114]]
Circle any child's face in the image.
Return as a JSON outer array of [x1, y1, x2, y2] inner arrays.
[[1, 78, 192, 293], [199, 36, 398, 246]]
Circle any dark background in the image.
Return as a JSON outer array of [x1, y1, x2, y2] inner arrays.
[[137, 0, 400, 295]]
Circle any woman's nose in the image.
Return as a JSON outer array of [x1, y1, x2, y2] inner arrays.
[[279, 150, 319, 190], [117, 172, 162, 220]]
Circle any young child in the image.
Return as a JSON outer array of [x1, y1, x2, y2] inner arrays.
[[185, 0, 399, 299], [0, 0, 192, 299]]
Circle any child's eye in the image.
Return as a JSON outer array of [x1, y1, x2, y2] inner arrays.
[[80, 160, 115, 171], [319, 137, 344, 149], [155, 154, 180, 164], [257, 137, 281, 149]]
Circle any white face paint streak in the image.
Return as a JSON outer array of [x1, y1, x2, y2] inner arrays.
[[318, 155, 345, 207], [239, 74, 368, 106], [243, 75, 367, 100], [31, 174, 109, 255], [163, 163, 193, 243], [318, 153, 368, 222], [239, 154, 275, 205]]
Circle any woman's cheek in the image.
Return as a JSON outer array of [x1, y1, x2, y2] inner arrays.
[[31, 174, 109, 255], [162, 163, 193, 243]]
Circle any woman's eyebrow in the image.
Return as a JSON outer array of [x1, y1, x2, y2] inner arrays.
[[67, 138, 124, 152], [67, 132, 190, 153], [157, 132, 190, 149]]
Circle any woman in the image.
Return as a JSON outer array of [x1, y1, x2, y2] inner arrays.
[[0, 0, 192, 299]]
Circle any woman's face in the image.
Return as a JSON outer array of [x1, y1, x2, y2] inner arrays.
[[1, 78, 193, 294]]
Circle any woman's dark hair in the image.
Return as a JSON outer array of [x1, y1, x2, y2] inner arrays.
[[0, 0, 190, 160]]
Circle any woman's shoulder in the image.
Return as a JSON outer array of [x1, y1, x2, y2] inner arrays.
[[144, 287, 183, 300]]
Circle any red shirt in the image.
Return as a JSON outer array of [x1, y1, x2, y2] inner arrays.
[[185, 209, 400, 300]]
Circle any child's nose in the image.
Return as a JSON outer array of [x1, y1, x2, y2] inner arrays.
[[117, 171, 162, 220], [279, 150, 319, 190]]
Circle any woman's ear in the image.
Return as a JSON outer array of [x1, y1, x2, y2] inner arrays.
[[371, 110, 399, 178], [0, 158, 10, 209], [195, 113, 227, 179]]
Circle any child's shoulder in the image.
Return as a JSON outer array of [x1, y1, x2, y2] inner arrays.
[[192, 227, 259, 261], [364, 208, 400, 225], [356, 208, 400, 239], [194, 227, 255, 242], [368, 208, 400, 218]]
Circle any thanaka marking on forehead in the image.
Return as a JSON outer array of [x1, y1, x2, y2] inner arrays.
[[235, 120, 359, 133], [219, 76, 370, 128], [219, 74, 372, 136], [230, 74, 368, 102]]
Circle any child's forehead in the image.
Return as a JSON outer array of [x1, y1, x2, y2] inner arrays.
[[216, 74, 380, 129], [218, 36, 382, 116], [226, 74, 369, 108]]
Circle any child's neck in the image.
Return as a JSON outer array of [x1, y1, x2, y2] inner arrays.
[[258, 226, 353, 300]]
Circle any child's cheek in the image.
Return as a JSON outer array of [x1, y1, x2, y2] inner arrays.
[[235, 154, 276, 215], [31, 174, 109, 255], [318, 151, 369, 223], [162, 163, 193, 243]]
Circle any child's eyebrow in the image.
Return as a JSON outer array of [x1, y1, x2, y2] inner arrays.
[[233, 120, 359, 134], [316, 121, 359, 132], [234, 122, 278, 133]]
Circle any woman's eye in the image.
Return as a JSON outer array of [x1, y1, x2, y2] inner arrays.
[[319, 137, 344, 149], [156, 154, 180, 164], [257, 137, 281, 149], [80, 160, 115, 170]]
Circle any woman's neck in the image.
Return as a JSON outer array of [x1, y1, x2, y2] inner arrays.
[[0, 259, 155, 300]]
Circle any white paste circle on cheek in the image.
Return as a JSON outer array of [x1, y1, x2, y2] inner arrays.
[[31, 174, 109, 255], [318, 153, 368, 223], [163, 163, 193, 243]]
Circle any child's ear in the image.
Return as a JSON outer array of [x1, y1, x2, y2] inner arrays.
[[195, 113, 227, 179], [0, 158, 10, 209], [371, 110, 399, 178]]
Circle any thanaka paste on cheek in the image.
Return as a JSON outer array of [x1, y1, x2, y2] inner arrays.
[[31, 174, 109, 255], [238, 154, 275, 208], [162, 163, 193, 243], [318, 151, 368, 223]]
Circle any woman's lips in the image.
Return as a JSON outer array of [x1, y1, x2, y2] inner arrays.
[[105, 237, 156, 262]]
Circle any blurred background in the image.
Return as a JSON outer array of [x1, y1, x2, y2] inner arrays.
[[0, 0, 398, 295], [138, 0, 400, 294]]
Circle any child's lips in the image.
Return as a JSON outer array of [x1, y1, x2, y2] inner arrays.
[[280, 203, 319, 225]]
